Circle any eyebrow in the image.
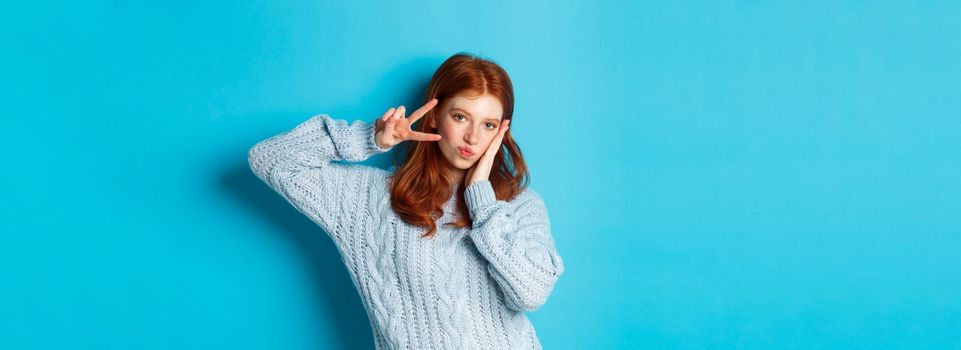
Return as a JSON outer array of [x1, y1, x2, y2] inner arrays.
[[451, 107, 501, 122]]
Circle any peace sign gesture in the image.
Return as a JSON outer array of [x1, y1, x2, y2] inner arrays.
[[374, 98, 442, 149]]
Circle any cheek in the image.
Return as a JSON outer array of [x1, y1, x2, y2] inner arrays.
[[438, 124, 460, 140], [480, 132, 497, 145]]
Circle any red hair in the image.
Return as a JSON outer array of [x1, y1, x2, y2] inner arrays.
[[389, 52, 530, 238]]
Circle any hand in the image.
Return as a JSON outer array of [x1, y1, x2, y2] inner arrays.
[[464, 118, 510, 187], [374, 99, 442, 149]]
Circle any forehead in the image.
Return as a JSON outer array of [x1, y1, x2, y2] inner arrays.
[[447, 94, 504, 120]]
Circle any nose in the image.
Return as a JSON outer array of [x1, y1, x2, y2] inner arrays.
[[464, 125, 478, 145]]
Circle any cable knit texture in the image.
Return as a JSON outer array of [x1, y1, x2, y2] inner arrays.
[[247, 114, 565, 350]]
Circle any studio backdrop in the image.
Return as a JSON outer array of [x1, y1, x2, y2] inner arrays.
[[2, 1, 959, 349]]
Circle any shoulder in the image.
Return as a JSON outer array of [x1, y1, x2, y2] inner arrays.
[[326, 161, 391, 182], [339, 164, 393, 215], [508, 187, 549, 216], [323, 162, 392, 201], [510, 186, 545, 203]]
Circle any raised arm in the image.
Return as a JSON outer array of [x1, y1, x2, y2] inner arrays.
[[464, 180, 565, 312], [247, 101, 442, 246], [247, 114, 390, 243]]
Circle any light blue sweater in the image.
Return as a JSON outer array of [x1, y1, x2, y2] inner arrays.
[[247, 114, 565, 349]]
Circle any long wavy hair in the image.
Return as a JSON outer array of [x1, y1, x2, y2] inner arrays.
[[389, 52, 530, 238]]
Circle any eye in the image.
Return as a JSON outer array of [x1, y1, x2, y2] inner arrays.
[[485, 122, 497, 129], [453, 114, 466, 121]]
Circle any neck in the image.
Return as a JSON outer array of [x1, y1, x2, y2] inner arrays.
[[440, 158, 466, 186], [449, 169, 465, 185]]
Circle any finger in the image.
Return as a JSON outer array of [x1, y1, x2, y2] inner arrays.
[[464, 166, 476, 186], [385, 115, 398, 137], [489, 120, 509, 145], [381, 107, 395, 121], [494, 131, 506, 150], [407, 131, 442, 142], [408, 98, 438, 124], [484, 124, 508, 159], [393, 105, 406, 120]]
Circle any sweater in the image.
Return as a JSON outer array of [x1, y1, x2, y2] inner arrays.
[[247, 114, 565, 350]]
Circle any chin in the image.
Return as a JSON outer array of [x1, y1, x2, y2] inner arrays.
[[450, 159, 475, 170]]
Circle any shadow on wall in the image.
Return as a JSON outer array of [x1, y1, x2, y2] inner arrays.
[[221, 165, 374, 350]]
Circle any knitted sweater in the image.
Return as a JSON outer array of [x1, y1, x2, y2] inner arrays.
[[247, 114, 565, 350]]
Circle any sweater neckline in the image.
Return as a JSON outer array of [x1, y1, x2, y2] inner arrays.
[[442, 183, 463, 214]]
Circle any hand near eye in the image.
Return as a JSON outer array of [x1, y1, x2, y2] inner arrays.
[[464, 118, 510, 188], [374, 98, 442, 149]]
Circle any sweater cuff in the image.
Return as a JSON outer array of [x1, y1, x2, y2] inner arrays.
[[465, 180, 497, 219], [364, 121, 392, 153]]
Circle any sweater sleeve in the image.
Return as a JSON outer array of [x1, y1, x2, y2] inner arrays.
[[464, 180, 565, 312], [247, 114, 391, 244]]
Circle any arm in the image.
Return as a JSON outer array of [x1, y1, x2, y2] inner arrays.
[[464, 180, 566, 312], [247, 114, 390, 243]]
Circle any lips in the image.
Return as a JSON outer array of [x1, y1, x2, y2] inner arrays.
[[457, 147, 475, 158]]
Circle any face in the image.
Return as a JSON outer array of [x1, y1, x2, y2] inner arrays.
[[429, 93, 505, 171]]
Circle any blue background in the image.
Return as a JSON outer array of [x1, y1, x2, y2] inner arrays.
[[3, 1, 959, 349]]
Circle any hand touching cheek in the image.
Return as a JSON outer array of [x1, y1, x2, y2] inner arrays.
[[464, 119, 510, 187]]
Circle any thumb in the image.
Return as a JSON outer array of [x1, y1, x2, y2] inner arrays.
[[464, 165, 477, 187]]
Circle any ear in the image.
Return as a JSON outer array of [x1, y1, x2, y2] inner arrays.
[[428, 115, 436, 129]]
